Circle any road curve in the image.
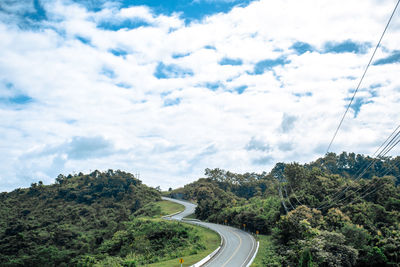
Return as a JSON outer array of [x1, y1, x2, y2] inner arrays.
[[162, 197, 257, 267]]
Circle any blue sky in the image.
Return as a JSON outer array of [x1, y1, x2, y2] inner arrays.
[[0, 0, 400, 191], [75, 0, 256, 22]]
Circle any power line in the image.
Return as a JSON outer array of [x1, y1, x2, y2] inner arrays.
[[326, 0, 400, 154], [274, 167, 297, 213], [342, 155, 400, 206], [380, 132, 400, 156], [279, 168, 297, 210], [278, 181, 290, 213], [372, 124, 400, 157], [318, 125, 400, 209], [318, 123, 400, 209], [273, 168, 290, 213], [287, 181, 305, 206], [355, 160, 400, 200], [284, 185, 295, 210], [334, 160, 399, 207]]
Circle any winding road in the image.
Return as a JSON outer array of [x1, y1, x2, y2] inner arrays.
[[162, 197, 258, 267]]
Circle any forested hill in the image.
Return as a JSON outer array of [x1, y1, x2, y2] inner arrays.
[[166, 152, 400, 266], [0, 170, 160, 266], [307, 152, 400, 184]]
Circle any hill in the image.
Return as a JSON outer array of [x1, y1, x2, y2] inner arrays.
[[167, 152, 400, 266], [0, 170, 211, 267]]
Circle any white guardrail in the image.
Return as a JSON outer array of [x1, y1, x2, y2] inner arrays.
[[190, 243, 222, 267], [245, 240, 259, 267], [162, 211, 225, 266], [188, 221, 224, 267], [161, 210, 183, 219], [162, 200, 258, 267], [178, 219, 224, 267]]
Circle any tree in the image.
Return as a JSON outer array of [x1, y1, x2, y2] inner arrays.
[[276, 206, 324, 244], [306, 231, 358, 267]]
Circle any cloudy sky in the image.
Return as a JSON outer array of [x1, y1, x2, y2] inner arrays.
[[0, 0, 400, 192]]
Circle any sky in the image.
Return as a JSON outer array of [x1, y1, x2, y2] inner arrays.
[[0, 0, 400, 192]]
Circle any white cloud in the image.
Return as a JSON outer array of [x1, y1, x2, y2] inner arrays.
[[0, 0, 400, 191], [118, 6, 154, 20]]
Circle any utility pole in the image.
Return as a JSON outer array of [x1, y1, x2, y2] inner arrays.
[[278, 182, 289, 214]]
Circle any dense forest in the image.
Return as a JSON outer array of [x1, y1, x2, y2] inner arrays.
[[1, 152, 400, 266], [167, 152, 400, 266], [0, 170, 208, 266]]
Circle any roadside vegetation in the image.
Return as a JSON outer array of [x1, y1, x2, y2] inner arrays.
[[167, 152, 400, 267], [134, 200, 184, 218], [135, 200, 220, 267], [251, 235, 281, 267], [156, 200, 184, 216], [0, 170, 216, 267], [147, 227, 220, 267], [96, 218, 214, 266], [2, 152, 399, 266]]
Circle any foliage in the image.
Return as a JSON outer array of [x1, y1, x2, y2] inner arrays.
[[167, 152, 400, 267], [0, 170, 161, 266], [167, 168, 278, 201], [299, 249, 314, 267], [304, 231, 358, 267], [145, 226, 220, 267], [309, 152, 400, 185], [98, 218, 206, 265], [251, 235, 283, 267], [217, 197, 281, 234], [3, 151, 398, 266]]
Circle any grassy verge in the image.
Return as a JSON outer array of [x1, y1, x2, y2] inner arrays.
[[156, 200, 185, 216], [183, 213, 197, 220], [144, 226, 220, 267], [143, 199, 219, 267], [145, 199, 218, 267], [251, 235, 281, 267]]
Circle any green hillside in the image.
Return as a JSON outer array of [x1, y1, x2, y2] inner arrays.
[[0, 170, 210, 267], [2, 152, 400, 266], [167, 152, 400, 266]]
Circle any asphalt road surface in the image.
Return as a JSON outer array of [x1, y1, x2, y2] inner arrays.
[[162, 197, 257, 267]]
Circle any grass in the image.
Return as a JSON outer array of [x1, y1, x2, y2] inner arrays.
[[142, 199, 220, 267], [183, 213, 197, 220], [251, 234, 282, 267], [144, 227, 220, 267], [156, 200, 185, 216]]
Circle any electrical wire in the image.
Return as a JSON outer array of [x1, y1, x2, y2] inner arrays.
[[318, 124, 400, 209], [321, 135, 400, 209], [345, 157, 400, 206], [326, 0, 400, 154], [273, 168, 290, 213], [275, 167, 298, 212], [288, 182, 305, 206], [278, 180, 290, 213], [279, 170, 296, 211]]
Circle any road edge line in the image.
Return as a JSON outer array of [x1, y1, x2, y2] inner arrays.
[[160, 197, 186, 218], [188, 223, 224, 267], [245, 240, 259, 267], [161, 209, 182, 218], [161, 198, 224, 267]]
